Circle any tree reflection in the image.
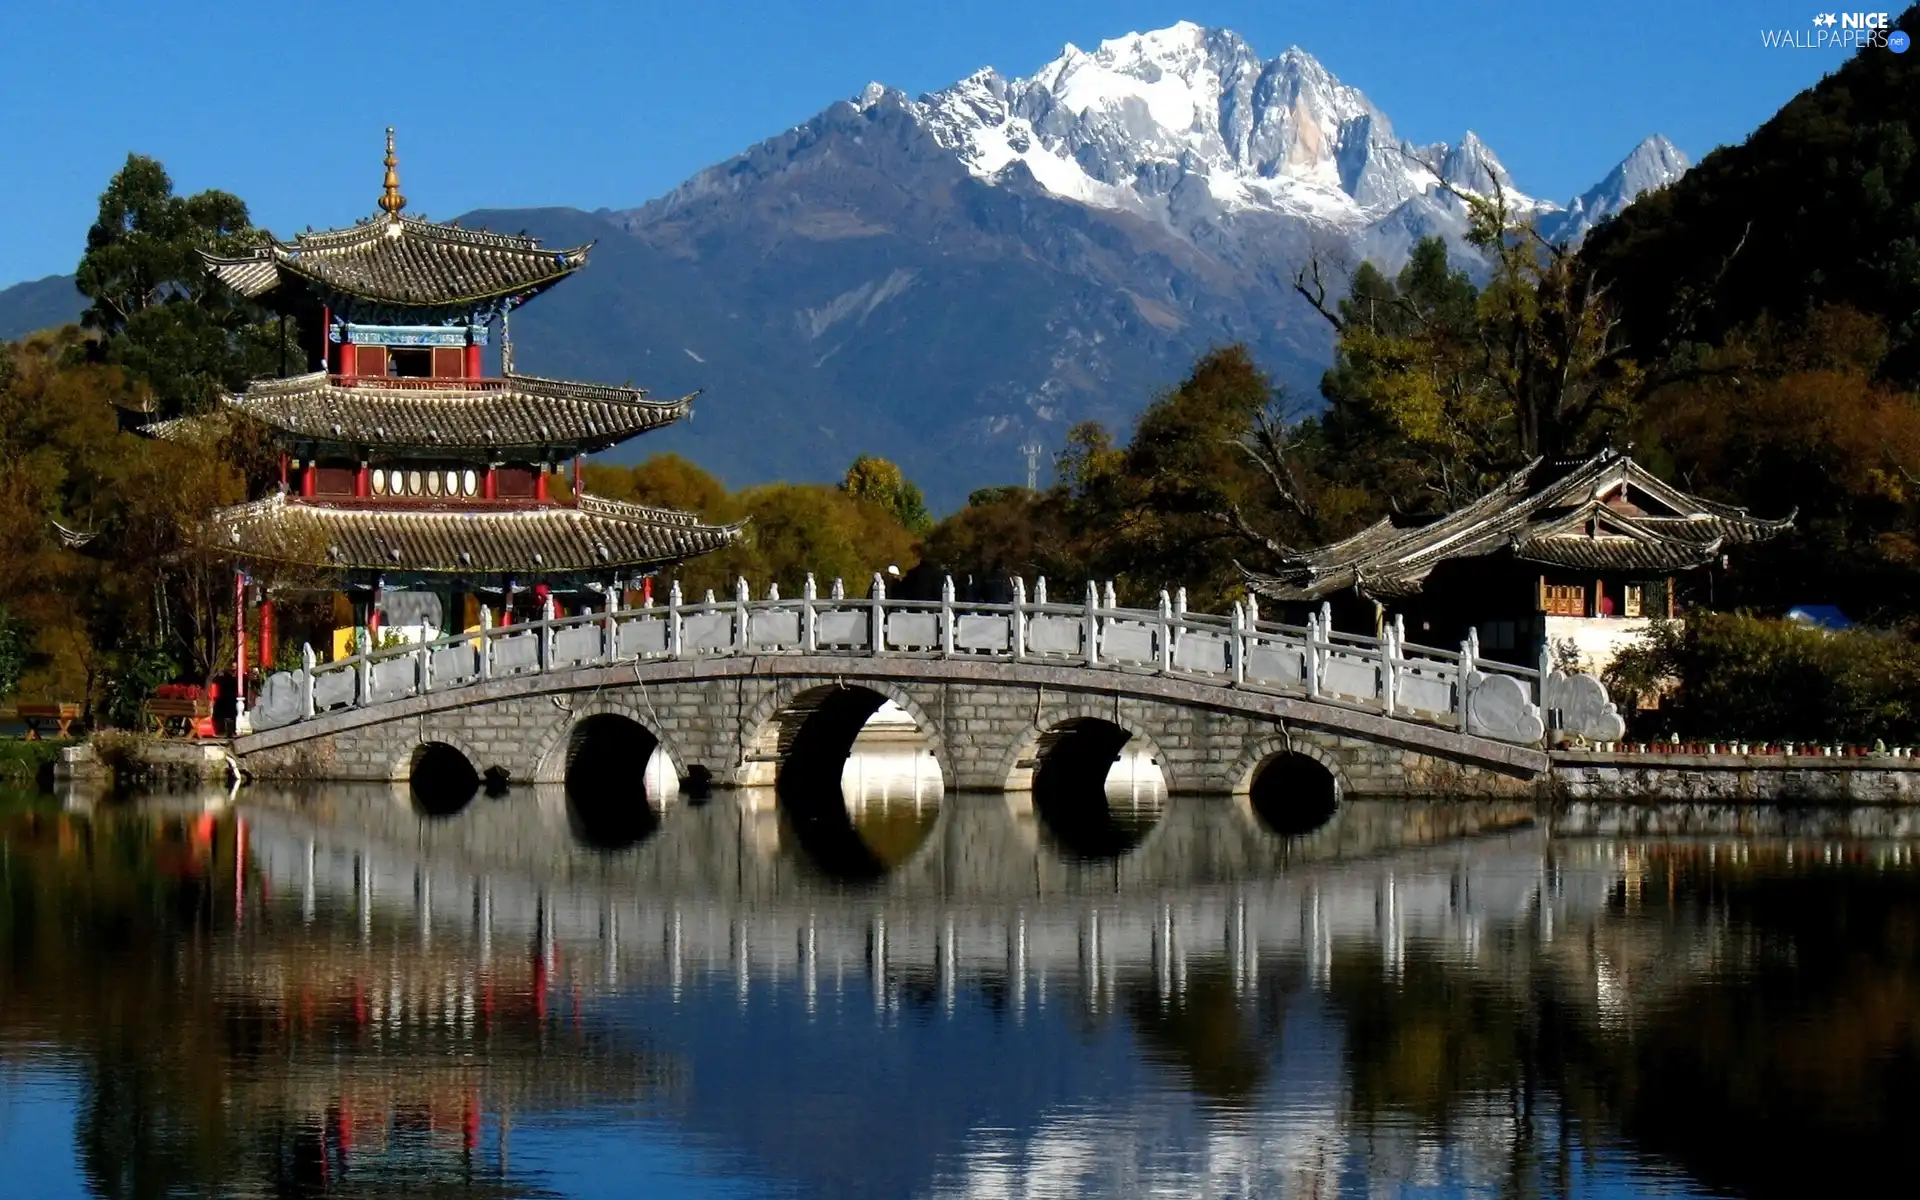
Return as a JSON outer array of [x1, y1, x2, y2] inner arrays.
[[1120, 966, 1280, 1105]]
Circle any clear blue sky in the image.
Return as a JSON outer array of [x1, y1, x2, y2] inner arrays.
[[0, 0, 1863, 288]]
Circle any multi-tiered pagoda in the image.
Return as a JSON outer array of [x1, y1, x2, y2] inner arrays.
[[152, 130, 738, 663]]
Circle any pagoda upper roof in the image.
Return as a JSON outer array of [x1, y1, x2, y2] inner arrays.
[[140, 371, 694, 457], [1245, 449, 1794, 603], [206, 492, 742, 576], [201, 215, 590, 315]]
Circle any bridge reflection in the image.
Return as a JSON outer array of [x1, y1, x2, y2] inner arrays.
[[15, 789, 1920, 1198]]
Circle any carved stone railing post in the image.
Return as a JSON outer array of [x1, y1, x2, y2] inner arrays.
[[1084, 581, 1100, 667], [539, 594, 555, 672], [602, 599, 617, 664], [1537, 637, 1554, 714], [1173, 587, 1187, 657], [940, 576, 956, 657], [479, 606, 493, 680], [1102, 580, 1117, 610], [1231, 601, 1247, 685], [1012, 577, 1028, 660], [1034, 576, 1048, 606], [355, 627, 372, 707], [734, 577, 750, 652], [418, 637, 431, 696], [1245, 591, 1259, 629], [667, 581, 684, 658], [1457, 628, 1478, 731], [1379, 616, 1396, 715], [1305, 612, 1321, 698], [871, 573, 886, 657], [803, 573, 818, 652], [831, 577, 845, 601], [300, 643, 316, 718], [1157, 590, 1173, 674]]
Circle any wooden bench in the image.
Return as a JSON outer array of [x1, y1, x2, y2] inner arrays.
[[16, 702, 81, 740], [143, 697, 213, 738]]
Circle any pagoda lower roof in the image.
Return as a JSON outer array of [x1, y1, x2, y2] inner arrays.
[[206, 492, 741, 576], [143, 371, 694, 457], [202, 215, 588, 315]]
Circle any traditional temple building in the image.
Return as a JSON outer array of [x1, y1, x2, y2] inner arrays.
[[1245, 450, 1792, 672], [149, 130, 738, 665]]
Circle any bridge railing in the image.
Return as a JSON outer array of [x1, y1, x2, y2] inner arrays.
[[245, 575, 1626, 746]]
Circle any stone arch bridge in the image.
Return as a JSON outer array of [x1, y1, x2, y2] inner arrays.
[[234, 578, 1628, 797]]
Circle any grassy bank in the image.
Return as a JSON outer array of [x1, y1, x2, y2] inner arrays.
[[0, 738, 72, 788]]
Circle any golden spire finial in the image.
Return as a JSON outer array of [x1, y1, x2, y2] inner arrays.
[[378, 126, 406, 218]]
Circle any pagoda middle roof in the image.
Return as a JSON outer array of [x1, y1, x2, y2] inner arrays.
[[207, 492, 742, 576], [1246, 449, 1795, 603], [142, 371, 694, 456], [202, 215, 589, 312]]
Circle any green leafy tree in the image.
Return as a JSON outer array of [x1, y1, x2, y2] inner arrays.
[[74, 154, 292, 416], [841, 454, 932, 534], [0, 607, 30, 701]]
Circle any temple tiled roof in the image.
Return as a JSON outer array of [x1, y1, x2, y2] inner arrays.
[[140, 371, 694, 456], [1246, 450, 1793, 603], [202, 216, 589, 312], [206, 492, 742, 575]]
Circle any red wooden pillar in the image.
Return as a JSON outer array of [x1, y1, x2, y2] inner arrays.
[[484, 466, 497, 500], [465, 338, 482, 379], [355, 462, 370, 498], [278, 454, 289, 490], [257, 598, 275, 671], [340, 333, 355, 382], [300, 460, 316, 498], [534, 465, 549, 503], [233, 569, 247, 724]]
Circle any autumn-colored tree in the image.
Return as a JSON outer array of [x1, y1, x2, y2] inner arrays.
[[1637, 306, 1920, 616], [0, 329, 253, 717], [582, 454, 922, 598]]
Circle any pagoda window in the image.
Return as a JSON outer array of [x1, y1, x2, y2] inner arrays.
[[432, 346, 464, 378], [389, 348, 433, 378], [1543, 584, 1586, 616], [312, 465, 358, 497], [1624, 580, 1669, 619], [353, 345, 387, 377], [494, 467, 537, 499]]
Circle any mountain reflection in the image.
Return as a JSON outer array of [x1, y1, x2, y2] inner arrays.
[[3, 787, 1918, 1198]]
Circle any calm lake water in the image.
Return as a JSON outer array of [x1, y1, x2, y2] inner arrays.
[[3, 761, 1918, 1197]]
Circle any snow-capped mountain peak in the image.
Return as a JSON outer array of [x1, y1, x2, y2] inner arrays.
[[902, 22, 1678, 270], [912, 23, 1547, 236]]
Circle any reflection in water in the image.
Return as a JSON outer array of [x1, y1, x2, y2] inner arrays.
[[564, 714, 676, 850], [410, 741, 480, 816], [1032, 719, 1167, 860], [777, 701, 944, 881], [4, 787, 1919, 1198]]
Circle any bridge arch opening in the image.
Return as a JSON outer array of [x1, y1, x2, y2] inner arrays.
[[762, 685, 944, 881], [1247, 752, 1339, 836], [1031, 718, 1166, 860], [409, 742, 480, 816], [563, 713, 676, 850]]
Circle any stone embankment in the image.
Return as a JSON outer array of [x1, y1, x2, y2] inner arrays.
[[1552, 750, 1920, 803]]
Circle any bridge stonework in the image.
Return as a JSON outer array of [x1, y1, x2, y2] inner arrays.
[[234, 657, 1546, 797]]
